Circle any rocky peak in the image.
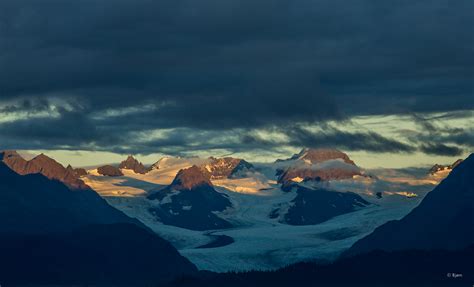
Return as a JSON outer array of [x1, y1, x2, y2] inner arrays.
[[0, 151, 88, 189], [293, 148, 356, 165], [97, 165, 124, 177], [202, 157, 254, 179], [276, 148, 360, 184], [170, 165, 212, 190], [118, 155, 147, 174]]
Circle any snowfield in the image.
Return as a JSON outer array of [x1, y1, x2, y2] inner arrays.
[[83, 161, 442, 272]]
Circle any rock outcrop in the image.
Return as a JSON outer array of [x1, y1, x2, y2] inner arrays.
[[97, 165, 124, 177], [428, 158, 463, 175], [202, 157, 254, 179], [119, 155, 148, 174]]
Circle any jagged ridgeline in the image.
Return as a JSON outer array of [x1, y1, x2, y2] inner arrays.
[[0, 151, 197, 285]]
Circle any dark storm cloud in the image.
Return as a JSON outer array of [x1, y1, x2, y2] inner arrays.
[[403, 113, 473, 156], [288, 128, 416, 153], [0, 0, 472, 153], [0, 108, 109, 146], [446, 131, 474, 148], [243, 125, 416, 153], [0, 98, 53, 114], [419, 143, 464, 157]]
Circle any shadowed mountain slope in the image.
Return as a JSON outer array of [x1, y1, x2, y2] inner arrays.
[[0, 161, 197, 284], [346, 153, 474, 257], [148, 165, 232, 230]]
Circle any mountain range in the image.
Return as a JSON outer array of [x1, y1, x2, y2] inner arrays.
[[86, 148, 376, 231], [1, 147, 471, 285], [1, 150, 88, 189], [0, 152, 197, 285], [81, 148, 436, 238], [168, 152, 474, 286]]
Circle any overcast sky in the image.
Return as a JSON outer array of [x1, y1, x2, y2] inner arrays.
[[0, 0, 473, 167]]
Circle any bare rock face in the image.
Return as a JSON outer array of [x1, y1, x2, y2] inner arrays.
[[429, 159, 463, 175], [277, 148, 361, 184], [201, 157, 254, 179], [97, 165, 124, 177], [0, 151, 28, 173], [290, 148, 356, 165], [118, 155, 147, 174], [170, 165, 212, 190], [0, 151, 88, 189], [73, 168, 88, 177]]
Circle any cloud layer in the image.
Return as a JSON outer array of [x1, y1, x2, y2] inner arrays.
[[0, 0, 472, 156]]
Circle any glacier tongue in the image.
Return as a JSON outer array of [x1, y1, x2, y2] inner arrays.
[[83, 162, 436, 272]]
